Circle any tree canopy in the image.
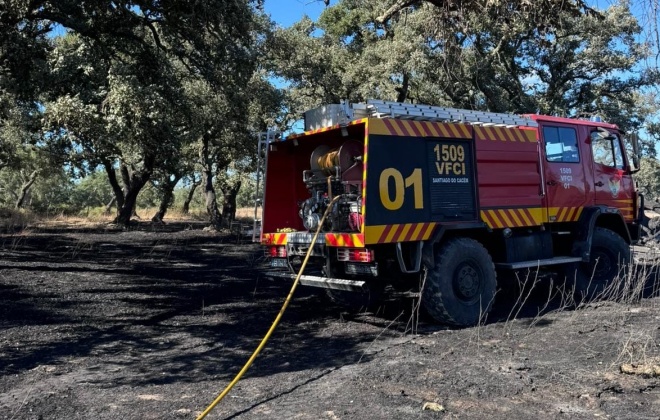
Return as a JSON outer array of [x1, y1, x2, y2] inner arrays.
[[1, 0, 659, 220]]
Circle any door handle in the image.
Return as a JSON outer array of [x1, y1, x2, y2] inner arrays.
[[594, 181, 604, 187], [547, 180, 558, 186]]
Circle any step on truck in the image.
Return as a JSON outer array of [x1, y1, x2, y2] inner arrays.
[[259, 100, 642, 326]]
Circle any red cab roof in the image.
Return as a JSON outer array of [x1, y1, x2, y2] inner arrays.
[[524, 114, 619, 130]]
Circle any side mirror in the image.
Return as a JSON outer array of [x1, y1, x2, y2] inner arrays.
[[627, 132, 641, 174]]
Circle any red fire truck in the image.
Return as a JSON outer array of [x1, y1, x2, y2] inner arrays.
[[260, 100, 641, 326]]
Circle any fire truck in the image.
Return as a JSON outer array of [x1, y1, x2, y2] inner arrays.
[[259, 100, 642, 326]]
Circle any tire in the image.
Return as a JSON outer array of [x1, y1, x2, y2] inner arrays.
[[422, 238, 496, 327], [565, 227, 630, 301]]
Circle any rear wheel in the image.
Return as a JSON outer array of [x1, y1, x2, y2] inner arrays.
[[566, 227, 630, 301], [422, 238, 496, 327]]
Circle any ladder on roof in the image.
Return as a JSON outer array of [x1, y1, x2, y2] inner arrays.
[[253, 130, 279, 242], [353, 99, 538, 128]]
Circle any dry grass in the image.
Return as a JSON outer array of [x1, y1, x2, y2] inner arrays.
[[235, 206, 262, 221], [0, 208, 37, 232], [496, 254, 660, 377], [0, 205, 260, 232]]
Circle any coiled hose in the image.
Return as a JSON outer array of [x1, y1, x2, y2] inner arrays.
[[195, 196, 341, 419]]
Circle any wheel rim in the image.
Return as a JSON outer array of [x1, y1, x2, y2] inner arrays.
[[453, 262, 482, 303], [589, 248, 615, 282]]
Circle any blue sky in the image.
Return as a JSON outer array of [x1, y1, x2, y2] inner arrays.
[[264, 0, 327, 27], [262, 0, 634, 27]]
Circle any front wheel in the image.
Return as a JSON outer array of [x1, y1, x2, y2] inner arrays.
[[422, 238, 496, 327], [565, 227, 630, 301]]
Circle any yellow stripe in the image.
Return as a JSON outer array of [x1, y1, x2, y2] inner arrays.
[[448, 124, 462, 138], [364, 225, 386, 244], [398, 224, 413, 241], [389, 121, 405, 136], [437, 124, 451, 137], [459, 125, 471, 138], [421, 223, 437, 240], [481, 207, 547, 226], [395, 121, 407, 136], [488, 210, 504, 228], [479, 211, 491, 229], [558, 207, 568, 222], [518, 209, 533, 226], [508, 210, 523, 227], [505, 128, 517, 142], [482, 126, 493, 140], [548, 207, 560, 221], [574, 207, 583, 221], [482, 210, 494, 228], [492, 127, 503, 141], [497, 209, 514, 227], [366, 119, 389, 136], [497, 128, 515, 142], [523, 130, 537, 142], [404, 122, 418, 137], [385, 224, 400, 243], [425, 122, 441, 137], [527, 208, 544, 225], [410, 223, 425, 241]]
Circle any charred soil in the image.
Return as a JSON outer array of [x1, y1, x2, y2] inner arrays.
[[1, 223, 659, 419]]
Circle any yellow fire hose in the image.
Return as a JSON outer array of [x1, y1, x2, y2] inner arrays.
[[195, 196, 341, 420]]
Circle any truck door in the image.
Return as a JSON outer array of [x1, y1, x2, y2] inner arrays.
[[541, 124, 591, 222], [589, 129, 634, 221]]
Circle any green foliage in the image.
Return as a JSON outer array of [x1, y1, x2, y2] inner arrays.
[[635, 158, 660, 200], [272, 0, 659, 134], [2, 0, 279, 224], [0, 163, 71, 213], [235, 173, 258, 208], [173, 180, 205, 211], [2, 0, 659, 220], [68, 171, 115, 210]]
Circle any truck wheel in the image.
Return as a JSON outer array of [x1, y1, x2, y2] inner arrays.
[[422, 238, 496, 327], [567, 227, 630, 301]]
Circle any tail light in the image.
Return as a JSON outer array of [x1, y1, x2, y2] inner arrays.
[[265, 246, 287, 258], [337, 248, 374, 263]]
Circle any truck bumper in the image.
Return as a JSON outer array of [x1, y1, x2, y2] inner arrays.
[[264, 271, 367, 292]]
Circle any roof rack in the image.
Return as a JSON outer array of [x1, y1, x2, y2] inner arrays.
[[354, 99, 537, 128]]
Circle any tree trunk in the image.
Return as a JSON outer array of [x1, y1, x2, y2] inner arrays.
[[116, 187, 141, 225], [15, 170, 38, 209], [199, 133, 223, 229], [113, 157, 155, 226], [202, 167, 223, 229], [181, 178, 201, 214], [151, 175, 181, 223], [220, 180, 241, 227], [102, 159, 125, 212], [396, 72, 410, 103], [104, 197, 116, 215]]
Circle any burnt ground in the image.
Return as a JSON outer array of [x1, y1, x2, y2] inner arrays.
[[0, 222, 659, 420]]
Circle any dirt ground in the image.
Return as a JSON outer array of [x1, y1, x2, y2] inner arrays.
[[1, 222, 659, 420]]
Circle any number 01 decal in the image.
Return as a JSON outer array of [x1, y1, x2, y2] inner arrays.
[[379, 168, 423, 210]]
